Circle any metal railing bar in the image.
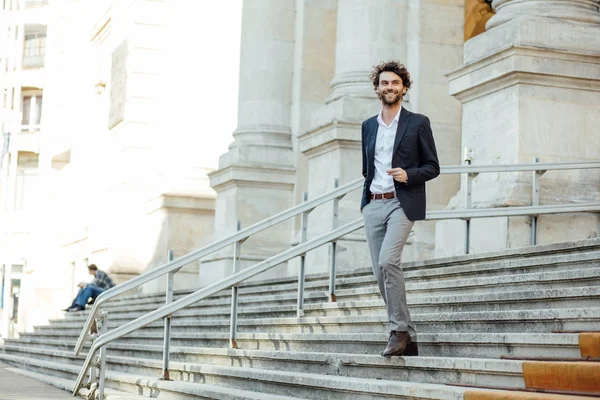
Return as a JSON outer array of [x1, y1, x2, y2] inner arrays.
[[72, 218, 364, 395], [74, 161, 600, 354], [426, 203, 600, 220], [72, 160, 600, 395], [72, 197, 600, 394], [440, 161, 600, 174]]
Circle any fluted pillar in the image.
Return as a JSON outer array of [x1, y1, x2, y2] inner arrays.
[[297, 0, 409, 273], [298, 0, 464, 268], [436, 0, 600, 256], [206, 0, 296, 283], [229, 1, 296, 150], [327, 0, 408, 101]]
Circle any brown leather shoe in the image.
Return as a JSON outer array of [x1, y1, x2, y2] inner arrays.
[[381, 330, 411, 357], [403, 341, 419, 356]]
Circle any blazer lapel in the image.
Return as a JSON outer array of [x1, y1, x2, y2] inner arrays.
[[392, 107, 411, 157], [366, 117, 378, 176]]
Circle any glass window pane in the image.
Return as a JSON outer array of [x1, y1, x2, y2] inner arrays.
[[35, 96, 42, 124], [21, 96, 31, 125]]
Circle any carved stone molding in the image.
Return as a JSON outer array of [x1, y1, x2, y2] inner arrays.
[[487, 0, 600, 30]]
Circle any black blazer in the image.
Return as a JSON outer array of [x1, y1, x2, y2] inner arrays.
[[361, 107, 440, 221]]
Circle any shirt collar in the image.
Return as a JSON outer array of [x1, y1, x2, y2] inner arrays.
[[377, 106, 402, 128]]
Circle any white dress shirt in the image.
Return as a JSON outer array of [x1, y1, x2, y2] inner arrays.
[[369, 107, 401, 194]]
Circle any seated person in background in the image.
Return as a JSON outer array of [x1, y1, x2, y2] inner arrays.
[[64, 264, 115, 312]]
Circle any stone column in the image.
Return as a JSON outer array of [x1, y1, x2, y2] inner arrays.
[[329, 0, 408, 101], [299, 0, 464, 269], [402, 0, 464, 260], [436, 0, 600, 256], [206, 0, 296, 283], [299, 0, 409, 274], [289, 0, 337, 239]]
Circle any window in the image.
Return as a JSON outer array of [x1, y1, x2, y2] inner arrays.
[[22, 33, 46, 68], [21, 95, 42, 130], [15, 152, 39, 211]]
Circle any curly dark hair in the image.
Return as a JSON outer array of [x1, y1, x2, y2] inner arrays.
[[369, 61, 412, 94]]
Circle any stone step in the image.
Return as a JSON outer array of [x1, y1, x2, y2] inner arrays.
[[0, 343, 530, 388], [111, 354, 526, 389], [0, 354, 304, 400], [305, 286, 600, 316], [25, 307, 600, 338], [108, 370, 307, 400], [0, 352, 502, 399], [402, 250, 600, 281], [406, 266, 600, 294], [59, 290, 328, 321], [337, 267, 600, 299], [3, 331, 583, 360]]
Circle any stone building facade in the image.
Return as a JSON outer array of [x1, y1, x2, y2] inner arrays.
[[1, 0, 599, 337]]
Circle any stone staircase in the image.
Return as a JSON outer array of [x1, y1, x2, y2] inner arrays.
[[1, 238, 600, 399]]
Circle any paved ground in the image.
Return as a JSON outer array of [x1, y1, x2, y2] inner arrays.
[[0, 362, 73, 400]]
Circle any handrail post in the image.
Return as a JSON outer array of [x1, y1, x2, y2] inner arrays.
[[329, 178, 340, 302], [531, 157, 545, 245], [88, 351, 97, 392], [160, 249, 175, 380], [465, 171, 476, 255], [229, 220, 242, 348], [97, 311, 108, 400], [297, 192, 309, 317], [463, 148, 473, 255], [463, 148, 479, 256]]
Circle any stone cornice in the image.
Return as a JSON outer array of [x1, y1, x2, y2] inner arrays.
[[298, 119, 361, 157], [145, 194, 216, 215], [208, 165, 296, 192], [487, 0, 600, 30], [463, 16, 600, 66], [448, 46, 600, 102]]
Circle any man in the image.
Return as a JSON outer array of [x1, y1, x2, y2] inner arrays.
[[64, 264, 115, 312], [361, 61, 440, 357]]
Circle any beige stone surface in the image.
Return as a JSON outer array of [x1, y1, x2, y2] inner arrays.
[[0, 1, 231, 334], [438, 3, 600, 255]]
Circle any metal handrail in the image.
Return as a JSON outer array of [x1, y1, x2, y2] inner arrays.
[[441, 161, 600, 174], [73, 177, 363, 356], [71, 202, 600, 395], [71, 160, 600, 396], [427, 203, 600, 219], [72, 218, 365, 395], [74, 160, 600, 354]]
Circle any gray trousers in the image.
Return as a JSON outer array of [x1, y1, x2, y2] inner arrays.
[[362, 198, 416, 339]]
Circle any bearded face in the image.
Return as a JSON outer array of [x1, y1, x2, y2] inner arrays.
[[377, 71, 406, 106], [381, 89, 403, 106]]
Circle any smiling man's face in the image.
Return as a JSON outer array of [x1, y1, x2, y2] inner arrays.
[[377, 71, 406, 106]]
